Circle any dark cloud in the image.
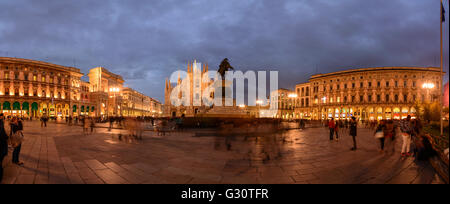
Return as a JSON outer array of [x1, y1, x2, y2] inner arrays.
[[1, 0, 448, 101]]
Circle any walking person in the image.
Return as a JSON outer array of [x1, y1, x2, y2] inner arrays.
[[10, 117, 24, 166], [83, 117, 89, 135], [108, 117, 114, 131], [374, 120, 386, 153], [400, 115, 413, 157], [334, 120, 340, 141], [384, 120, 396, 154], [90, 118, 95, 134], [411, 119, 422, 157], [43, 115, 48, 127], [328, 118, 335, 141], [349, 117, 358, 151], [0, 114, 8, 183]]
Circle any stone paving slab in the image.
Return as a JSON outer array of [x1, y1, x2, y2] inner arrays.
[[1, 121, 446, 184]]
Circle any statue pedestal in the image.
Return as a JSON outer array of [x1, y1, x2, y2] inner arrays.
[[201, 80, 249, 118]]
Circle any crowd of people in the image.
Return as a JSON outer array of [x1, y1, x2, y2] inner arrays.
[[325, 115, 437, 159], [326, 117, 358, 150], [0, 112, 443, 183]]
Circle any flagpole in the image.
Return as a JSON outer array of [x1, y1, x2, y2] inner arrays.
[[440, 0, 444, 136]]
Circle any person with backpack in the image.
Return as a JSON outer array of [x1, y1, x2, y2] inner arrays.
[[0, 114, 8, 183]]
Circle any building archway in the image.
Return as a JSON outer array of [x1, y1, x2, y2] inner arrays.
[[401, 107, 409, 119], [31, 102, 39, 118], [2, 101, 11, 116], [42, 103, 48, 116], [410, 107, 416, 118], [64, 104, 69, 117], [73, 105, 78, 116], [385, 108, 392, 120], [12, 102, 21, 116], [56, 104, 62, 117], [393, 107, 401, 119], [22, 102, 30, 117]]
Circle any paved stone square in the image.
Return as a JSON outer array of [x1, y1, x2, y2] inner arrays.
[[1, 121, 444, 184]]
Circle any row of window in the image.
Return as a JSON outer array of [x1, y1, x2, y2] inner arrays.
[[1, 66, 70, 77], [311, 94, 429, 105], [1, 72, 69, 85], [312, 81, 422, 93], [1, 89, 89, 100], [313, 73, 437, 85], [296, 87, 310, 97]]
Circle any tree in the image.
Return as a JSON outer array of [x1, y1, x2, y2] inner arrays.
[[419, 101, 441, 122]]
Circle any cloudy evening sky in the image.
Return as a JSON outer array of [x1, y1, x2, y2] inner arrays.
[[1, 0, 448, 101]]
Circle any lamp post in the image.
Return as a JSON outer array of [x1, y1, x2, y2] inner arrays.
[[256, 100, 263, 118], [288, 93, 298, 119], [422, 83, 435, 102], [320, 96, 327, 121]]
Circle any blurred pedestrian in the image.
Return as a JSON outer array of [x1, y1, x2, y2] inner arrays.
[[83, 117, 90, 135], [374, 120, 386, 153], [334, 120, 340, 141], [0, 114, 8, 183], [384, 120, 396, 153], [90, 117, 95, 134], [109, 117, 114, 131], [10, 117, 24, 166], [400, 115, 413, 157], [328, 118, 335, 141], [349, 117, 358, 151]]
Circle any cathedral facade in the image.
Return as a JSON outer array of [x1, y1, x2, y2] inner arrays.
[[164, 60, 213, 117]]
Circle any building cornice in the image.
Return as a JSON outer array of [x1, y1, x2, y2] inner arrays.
[[0, 57, 82, 74], [310, 66, 442, 80]]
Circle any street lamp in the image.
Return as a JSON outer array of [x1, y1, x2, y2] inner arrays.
[[256, 100, 264, 118], [320, 96, 327, 120], [422, 83, 435, 89], [288, 94, 298, 119], [422, 83, 435, 102], [288, 93, 298, 98], [109, 87, 120, 116]]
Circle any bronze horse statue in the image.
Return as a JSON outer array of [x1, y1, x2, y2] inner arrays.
[[218, 58, 234, 79]]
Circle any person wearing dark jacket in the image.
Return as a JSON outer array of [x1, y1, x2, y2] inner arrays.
[[10, 117, 23, 166], [349, 117, 358, 151], [0, 113, 9, 183]]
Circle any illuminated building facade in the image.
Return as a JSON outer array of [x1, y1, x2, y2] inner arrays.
[[293, 67, 443, 120], [1, 57, 161, 118], [270, 88, 297, 119], [0, 57, 91, 117], [88, 67, 125, 117], [164, 60, 212, 117], [122, 87, 163, 117]]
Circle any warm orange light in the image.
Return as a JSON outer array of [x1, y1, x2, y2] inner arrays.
[[288, 94, 298, 98], [422, 83, 435, 89]]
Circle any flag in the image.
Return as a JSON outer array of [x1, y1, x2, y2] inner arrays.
[[443, 2, 446, 22]]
